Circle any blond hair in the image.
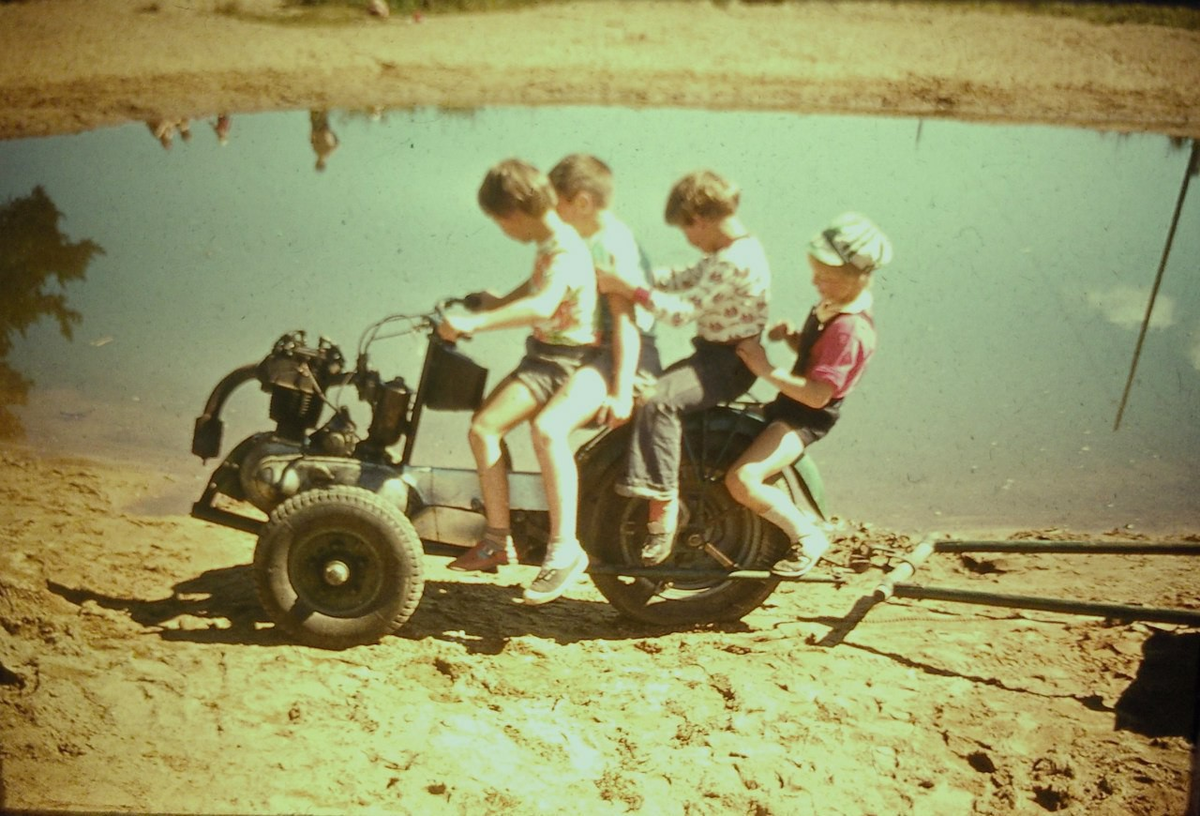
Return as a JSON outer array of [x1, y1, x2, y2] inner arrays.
[[664, 170, 740, 226], [477, 159, 557, 218], [548, 154, 614, 208]]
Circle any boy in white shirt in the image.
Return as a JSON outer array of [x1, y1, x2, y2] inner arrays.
[[518, 153, 663, 604]]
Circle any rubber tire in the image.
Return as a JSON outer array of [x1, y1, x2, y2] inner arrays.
[[580, 409, 798, 626], [254, 486, 424, 649]]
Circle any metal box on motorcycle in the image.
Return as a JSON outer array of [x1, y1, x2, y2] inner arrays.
[[421, 341, 488, 412]]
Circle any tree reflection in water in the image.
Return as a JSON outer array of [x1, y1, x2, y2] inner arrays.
[[0, 185, 104, 439]]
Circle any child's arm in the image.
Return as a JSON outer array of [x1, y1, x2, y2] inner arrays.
[[650, 263, 702, 292], [470, 279, 532, 311], [440, 258, 571, 340], [629, 256, 735, 329], [598, 294, 640, 426], [735, 338, 836, 409]]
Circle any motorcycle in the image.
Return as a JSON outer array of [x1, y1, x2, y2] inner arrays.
[[189, 301, 828, 650]]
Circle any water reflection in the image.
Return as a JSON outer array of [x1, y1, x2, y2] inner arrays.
[[0, 106, 1196, 534], [0, 186, 103, 439], [309, 110, 339, 171]]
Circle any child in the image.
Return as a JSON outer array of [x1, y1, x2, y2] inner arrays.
[[520, 154, 663, 604], [596, 169, 770, 566], [436, 159, 599, 601], [726, 212, 893, 577]]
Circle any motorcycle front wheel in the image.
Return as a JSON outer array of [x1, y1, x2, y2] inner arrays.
[[254, 486, 424, 649]]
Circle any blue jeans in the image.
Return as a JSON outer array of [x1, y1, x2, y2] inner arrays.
[[616, 338, 757, 501]]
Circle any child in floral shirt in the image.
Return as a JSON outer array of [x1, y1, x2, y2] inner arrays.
[[596, 169, 770, 565]]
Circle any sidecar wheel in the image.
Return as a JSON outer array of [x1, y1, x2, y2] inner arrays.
[[254, 486, 424, 649], [581, 410, 796, 627]]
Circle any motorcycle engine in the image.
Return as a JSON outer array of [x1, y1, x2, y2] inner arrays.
[[258, 331, 346, 442]]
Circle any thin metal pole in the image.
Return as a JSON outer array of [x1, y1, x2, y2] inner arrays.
[[889, 583, 1200, 627], [584, 563, 841, 584], [933, 540, 1200, 556], [1114, 139, 1199, 430]]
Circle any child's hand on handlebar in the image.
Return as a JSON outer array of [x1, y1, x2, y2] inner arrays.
[[464, 290, 501, 312], [437, 311, 479, 342]]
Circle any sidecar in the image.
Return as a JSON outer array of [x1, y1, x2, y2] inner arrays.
[[190, 326, 828, 650]]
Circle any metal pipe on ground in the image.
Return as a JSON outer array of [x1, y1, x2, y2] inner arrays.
[[886, 583, 1200, 627], [934, 540, 1200, 556], [585, 563, 842, 584]]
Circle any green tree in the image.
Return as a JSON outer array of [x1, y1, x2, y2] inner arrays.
[[0, 186, 104, 439]]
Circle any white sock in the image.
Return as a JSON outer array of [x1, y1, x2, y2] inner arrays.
[[760, 507, 828, 557], [543, 537, 583, 569], [647, 498, 679, 535]]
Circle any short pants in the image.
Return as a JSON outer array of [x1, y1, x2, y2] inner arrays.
[[762, 395, 840, 448], [505, 336, 599, 405]]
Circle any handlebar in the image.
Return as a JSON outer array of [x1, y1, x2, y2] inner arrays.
[[355, 296, 485, 362]]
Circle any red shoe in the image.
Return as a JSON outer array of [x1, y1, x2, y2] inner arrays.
[[448, 539, 515, 573]]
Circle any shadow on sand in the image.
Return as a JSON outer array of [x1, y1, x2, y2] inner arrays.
[[45, 564, 722, 651]]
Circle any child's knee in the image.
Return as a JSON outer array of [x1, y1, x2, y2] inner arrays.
[[529, 415, 553, 450], [724, 466, 750, 499], [468, 419, 498, 448]]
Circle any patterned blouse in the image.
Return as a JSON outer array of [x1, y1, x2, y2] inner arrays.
[[644, 235, 770, 342]]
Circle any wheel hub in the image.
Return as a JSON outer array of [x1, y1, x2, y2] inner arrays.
[[323, 560, 351, 586]]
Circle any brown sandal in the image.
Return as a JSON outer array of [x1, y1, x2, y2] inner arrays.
[[447, 538, 515, 573]]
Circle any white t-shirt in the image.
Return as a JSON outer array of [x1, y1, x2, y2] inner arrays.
[[588, 211, 655, 337], [530, 220, 600, 347]]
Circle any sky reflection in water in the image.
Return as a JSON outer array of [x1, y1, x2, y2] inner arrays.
[[1, 106, 1197, 534]]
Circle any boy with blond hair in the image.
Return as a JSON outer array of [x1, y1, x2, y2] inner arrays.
[[597, 169, 770, 566], [726, 212, 892, 577], [518, 154, 663, 603], [437, 158, 599, 601]]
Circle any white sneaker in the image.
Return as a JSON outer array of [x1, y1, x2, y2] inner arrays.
[[771, 534, 830, 578], [523, 545, 589, 606]]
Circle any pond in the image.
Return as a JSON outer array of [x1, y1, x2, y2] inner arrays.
[[1, 105, 1197, 535]]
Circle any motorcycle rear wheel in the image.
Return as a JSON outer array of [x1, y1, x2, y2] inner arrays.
[[581, 409, 798, 626]]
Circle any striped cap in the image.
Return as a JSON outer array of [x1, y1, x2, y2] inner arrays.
[[808, 212, 893, 273]]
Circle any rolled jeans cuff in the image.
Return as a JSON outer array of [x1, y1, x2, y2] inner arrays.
[[615, 480, 678, 503]]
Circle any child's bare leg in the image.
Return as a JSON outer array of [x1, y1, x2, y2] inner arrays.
[[451, 379, 541, 571], [529, 366, 608, 543], [524, 367, 606, 604], [725, 422, 806, 515], [726, 422, 828, 574], [646, 498, 678, 527], [468, 379, 541, 526]]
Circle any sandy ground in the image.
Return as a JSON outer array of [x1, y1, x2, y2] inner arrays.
[[2, 1, 1200, 814], [1, 446, 1198, 814]]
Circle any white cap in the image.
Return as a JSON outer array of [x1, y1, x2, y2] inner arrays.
[[808, 212, 893, 273]]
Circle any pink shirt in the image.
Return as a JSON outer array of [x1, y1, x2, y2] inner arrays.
[[807, 292, 876, 399]]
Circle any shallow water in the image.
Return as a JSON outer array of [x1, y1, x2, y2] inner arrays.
[[1, 106, 1197, 534]]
